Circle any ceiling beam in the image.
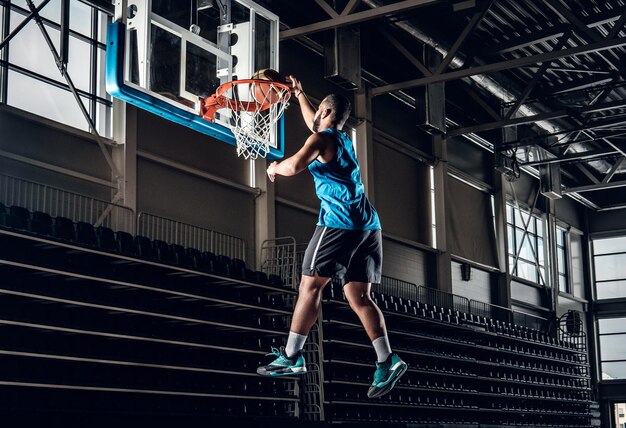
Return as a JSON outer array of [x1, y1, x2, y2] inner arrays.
[[447, 99, 626, 138], [504, 31, 572, 119], [563, 180, 626, 194], [435, 0, 494, 75], [521, 149, 620, 167], [490, 26, 568, 56], [460, 85, 501, 120], [340, 0, 361, 16], [574, 163, 601, 184], [544, 0, 603, 43], [378, 28, 432, 76], [545, 0, 622, 74], [279, 0, 442, 40], [498, 127, 626, 152], [603, 157, 626, 183], [520, 66, 611, 75], [544, 74, 616, 95], [371, 35, 626, 96], [490, 9, 626, 56], [314, 0, 339, 18], [607, 11, 626, 40]]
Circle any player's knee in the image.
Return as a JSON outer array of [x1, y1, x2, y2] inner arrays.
[[298, 277, 325, 295], [346, 291, 373, 310]]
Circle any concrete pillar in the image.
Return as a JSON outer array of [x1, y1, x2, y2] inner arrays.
[[433, 134, 452, 293], [493, 170, 512, 307], [354, 87, 375, 203]]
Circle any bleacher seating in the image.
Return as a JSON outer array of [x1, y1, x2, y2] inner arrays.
[[320, 279, 592, 426], [116, 230, 135, 254], [0, 203, 284, 288], [75, 221, 97, 246], [29, 211, 53, 235], [0, 202, 298, 422], [0, 202, 592, 426], [0, 205, 28, 229], [53, 216, 75, 241], [95, 226, 116, 251]]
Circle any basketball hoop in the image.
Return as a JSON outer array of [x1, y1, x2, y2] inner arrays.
[[200, 79, 291, 160]]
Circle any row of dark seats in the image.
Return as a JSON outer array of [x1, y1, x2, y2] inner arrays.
[[487, 319, 577, 350], [327, 280, 495, 329], [325, 279, 576, 351], [493, 355, 588, 377], [494, 370, 589, 389], [489, 385, 587, 401], [495, 341, 586, 364], [0, 203, 283, 287]]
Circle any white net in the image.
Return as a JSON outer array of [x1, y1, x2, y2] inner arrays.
[[221, 81, 290, 160]]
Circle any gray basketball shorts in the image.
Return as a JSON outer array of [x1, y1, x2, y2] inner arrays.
[[301, 226, 383, 284]]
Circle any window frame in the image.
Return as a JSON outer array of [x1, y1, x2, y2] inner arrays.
[[556, 225, 571, 295], [597, 317, 626, 381], [592, 234, 626, 301], [0, 1, 113, 137], [506, 200, 547, 286]]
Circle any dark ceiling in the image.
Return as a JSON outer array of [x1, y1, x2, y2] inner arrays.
[[258, 0, 626, 211]]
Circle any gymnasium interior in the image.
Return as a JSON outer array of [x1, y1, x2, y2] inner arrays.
[[1, 0, 626, 426]]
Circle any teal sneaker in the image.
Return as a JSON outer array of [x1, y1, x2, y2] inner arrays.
[[367, 353, 408, 398], [257, 346, 307, 377]]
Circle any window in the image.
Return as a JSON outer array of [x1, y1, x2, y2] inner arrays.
[[506, 202, 546, 285], [593, 236, 626, 299], [557, 227, 570, 293], [1, 1, 112, 137], [430, 166, 436, 249], [599, 318, 626, 380]]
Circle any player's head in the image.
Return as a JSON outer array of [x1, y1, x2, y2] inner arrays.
[[314, 94, 351, 131]]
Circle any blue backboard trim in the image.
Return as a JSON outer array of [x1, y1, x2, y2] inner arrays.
[[105, 22, 285, 160]]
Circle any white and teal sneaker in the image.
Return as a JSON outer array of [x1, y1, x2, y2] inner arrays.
[[257, 346, 307, 377], [367, 353, 408, 398]]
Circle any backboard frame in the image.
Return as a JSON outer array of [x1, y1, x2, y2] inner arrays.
[[106, 0, 285, 160]]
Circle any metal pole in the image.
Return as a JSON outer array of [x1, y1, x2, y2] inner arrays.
[[24, 0, 121, 181], [0, 0, 51, 52]]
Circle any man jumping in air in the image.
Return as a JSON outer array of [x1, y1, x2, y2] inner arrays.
[[256, 76, 407, 399]]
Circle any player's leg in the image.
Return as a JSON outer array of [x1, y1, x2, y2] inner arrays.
[[343, 281, 388, 342], [344, 281, 407, 398], [258, 226, 339, 377], [289, 273, 332, 336], [344, 230, 407, 398], [256, 274, 330, 377]]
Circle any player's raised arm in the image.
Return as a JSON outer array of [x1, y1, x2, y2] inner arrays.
[[266, 133, 326, 181], [289, 75, 316, 132]]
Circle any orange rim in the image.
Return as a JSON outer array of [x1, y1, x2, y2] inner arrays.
[[201, 79, 291, 122]]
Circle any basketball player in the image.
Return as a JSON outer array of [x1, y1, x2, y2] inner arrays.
[[256, 76, 407, 399]]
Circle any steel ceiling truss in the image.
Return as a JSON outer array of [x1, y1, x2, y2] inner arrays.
[[279, 0, 443, 40], [371, 35, 626, 95], [282, 0, 626, 205]]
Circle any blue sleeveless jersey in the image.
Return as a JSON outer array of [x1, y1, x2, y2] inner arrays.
[[307, 129, 381, 230]]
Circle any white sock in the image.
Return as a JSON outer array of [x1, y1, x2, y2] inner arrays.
[[285, 331, 307, 358], [372, 336, 392, 363]]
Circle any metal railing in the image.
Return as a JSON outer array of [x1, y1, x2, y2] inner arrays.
[[260, 237, 299, 289], [0, 174, 557, 335], [470, 300, 515, 325], [0, 174, 135, 233], [379, 276, 418, 301], [513, 309, 551, 332], [137, 212, 246, 262]]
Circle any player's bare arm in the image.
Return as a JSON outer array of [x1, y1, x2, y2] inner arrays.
[[289, 75, 316, 131], [266, 133, 329, 182]]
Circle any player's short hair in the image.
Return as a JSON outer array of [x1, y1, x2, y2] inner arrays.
[[322, 94, 351, 128]]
